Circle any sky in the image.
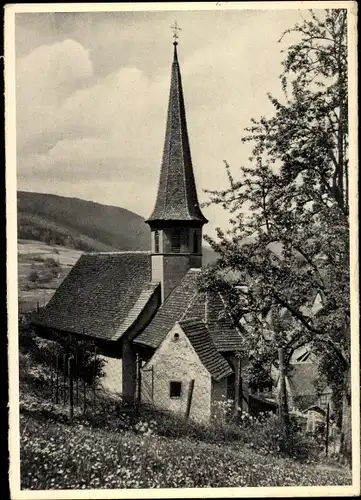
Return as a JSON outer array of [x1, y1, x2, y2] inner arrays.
[[15, 7, 317, 239]]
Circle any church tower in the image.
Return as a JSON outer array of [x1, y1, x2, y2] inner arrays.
[[146, 35, 208, 302]]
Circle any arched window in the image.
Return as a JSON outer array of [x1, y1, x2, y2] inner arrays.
[[171, 229, 181, 253], [193, 231, 199, 253], [154, 230, 160, 253]]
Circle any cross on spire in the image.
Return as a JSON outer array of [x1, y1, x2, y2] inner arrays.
[[170, 21, 181, 45]]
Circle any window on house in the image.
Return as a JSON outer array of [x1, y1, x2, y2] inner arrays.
[[170, 381, 182, 398], [193, 231, 199, 253], [171, 229, 181, 253], [154, 230, 160, 253]]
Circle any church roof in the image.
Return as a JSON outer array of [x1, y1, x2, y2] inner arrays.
[[134, 269, 244, 352], [34, 252, 159, 341], [179, 319, 233, 381], [146, 43, 208, 225], [134, 268, 201, 348]]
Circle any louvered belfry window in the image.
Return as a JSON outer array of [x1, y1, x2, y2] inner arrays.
[[154, 230, 160, 253], [171, 229, 181, 253]]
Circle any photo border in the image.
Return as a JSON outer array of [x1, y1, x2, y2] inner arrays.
[[5, 2, 359, 498]]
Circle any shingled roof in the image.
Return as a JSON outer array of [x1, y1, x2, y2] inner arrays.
[[134, 269, 244, 352], [133, 268, 201, 348], [146, 43, 207, 224], [34, 252, 160, 341], [179, 319, 233, 381]]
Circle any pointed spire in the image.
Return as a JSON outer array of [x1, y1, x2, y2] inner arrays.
[[146, 40, 208, 225]]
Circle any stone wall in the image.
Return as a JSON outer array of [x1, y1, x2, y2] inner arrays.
[[141, 322, 212, 423]]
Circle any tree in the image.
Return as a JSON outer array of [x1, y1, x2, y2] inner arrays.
[[201, 9, 350, 460]]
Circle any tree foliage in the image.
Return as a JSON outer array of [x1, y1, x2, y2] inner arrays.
[[201, 10, 349, 424]]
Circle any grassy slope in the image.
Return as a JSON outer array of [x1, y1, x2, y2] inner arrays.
[[20, 411, 351, 490], [18, 240, 83, 312]]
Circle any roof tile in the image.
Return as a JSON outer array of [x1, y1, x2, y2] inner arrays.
[[179, 319, 233, 380], [34, 252, 157, 341]]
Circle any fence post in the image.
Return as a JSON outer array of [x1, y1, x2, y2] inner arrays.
[[92, 346, 97, 410], [136, 353, 142, 408], [234, 351, 241, 420], [278, 346, 289, 432], [325, 402, 330, 456], [63, 353, 67, 404], [50, 354, 54, 402], [151, 366, 154, 403], [185, 379, 195, 420], [55, 354, 59, 404], [83, 348, 87, 415], [68, 356, 74, 422], [75, 349, 79, 406]]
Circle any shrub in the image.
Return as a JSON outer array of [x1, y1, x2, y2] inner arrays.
[[38, 270, 57, 284], [32, 256, 45, 262], [44, 257, 60, 268], [238, 412, 317, 460], [27, 270, 39, 283]]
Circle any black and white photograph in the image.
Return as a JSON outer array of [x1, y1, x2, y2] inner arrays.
[[5, 1, 359, 497]]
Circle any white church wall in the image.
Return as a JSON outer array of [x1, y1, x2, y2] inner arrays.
[[98, 355, 123, 395]]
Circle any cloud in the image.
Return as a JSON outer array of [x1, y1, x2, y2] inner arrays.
[[15, 10, 308, 237], [16, 39, 94, 155]]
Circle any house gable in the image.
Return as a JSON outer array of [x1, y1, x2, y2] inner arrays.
[[142, 322, 212, 422], [144, 322, 209, 375]]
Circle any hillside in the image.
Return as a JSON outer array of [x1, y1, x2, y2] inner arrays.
[[17, 191, 217, 263], [18, 191, 150, 252]]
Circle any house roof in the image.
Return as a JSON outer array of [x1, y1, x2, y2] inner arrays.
[[133, 268, 200, 348], [34, 252, 160, 341], [146, 43, 207, 225], [179, 319, 233, 381], [205, 292, 244, 351], [134, 269, 244, 352]]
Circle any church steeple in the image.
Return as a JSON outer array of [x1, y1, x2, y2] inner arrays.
[[146, 38, 208, 225], [147, 33, 208, 302]]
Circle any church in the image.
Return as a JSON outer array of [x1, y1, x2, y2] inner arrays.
[[33, 37, 262, 422]]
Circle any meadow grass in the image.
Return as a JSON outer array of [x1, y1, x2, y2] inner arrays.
[[20, 409, 352, 490]]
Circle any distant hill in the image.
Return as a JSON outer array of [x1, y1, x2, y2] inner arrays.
[[17, 191, 218, 264]]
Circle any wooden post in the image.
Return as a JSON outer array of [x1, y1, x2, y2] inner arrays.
[[55, 354, 59, 404], [50, 355, 54, 402], [83, 349, 86, 415], [92, 346, 97, 410], [278, 347, 289, 432], [136, 353, 142, 407], [185, 380, 195, 420], [239, 357, 243, 414], [75, 350, 79, 406], [151, 366, 154, 403], [234, 352, 241, 420], [68, 356, 74, 422], [63, 353, 67, 404], [325, 402, 330, 456]]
